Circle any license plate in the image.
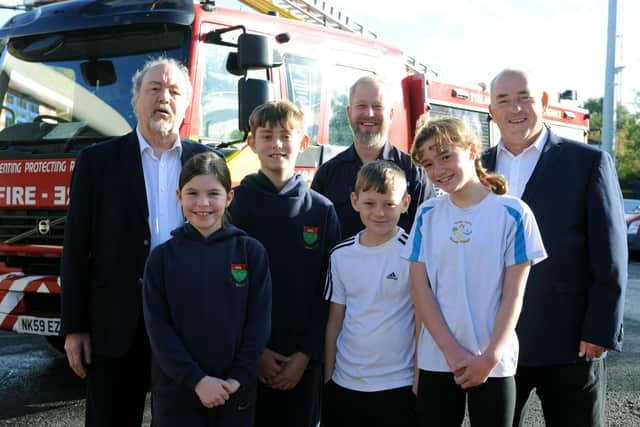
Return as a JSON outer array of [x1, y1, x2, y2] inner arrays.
[[15, 316, 61, 336]]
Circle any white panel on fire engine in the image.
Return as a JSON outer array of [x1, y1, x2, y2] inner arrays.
[[429, 104, 491, 150], [546, 123, 588, 144]]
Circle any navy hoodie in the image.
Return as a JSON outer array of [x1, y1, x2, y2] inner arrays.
[[143, 223, 272, 390], [230, 172, 341, 360]]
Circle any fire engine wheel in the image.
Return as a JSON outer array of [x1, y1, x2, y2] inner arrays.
[[45, 335, 66, 353]]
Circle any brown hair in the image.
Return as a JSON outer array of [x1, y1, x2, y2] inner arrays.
[[179, 152, 232, 225], [354, 160, 408, 196], [248, 100, 305, 135], [411, 117, 507, 195]]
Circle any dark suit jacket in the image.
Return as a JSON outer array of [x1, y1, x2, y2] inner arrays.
[[60, 131, 213, 357], [482, 129, 627, 366]]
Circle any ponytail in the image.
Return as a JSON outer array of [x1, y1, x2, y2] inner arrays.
[[474, 158, 508, 195]]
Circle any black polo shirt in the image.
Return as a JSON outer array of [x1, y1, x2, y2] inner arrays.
[[311, 141, 434, 239]]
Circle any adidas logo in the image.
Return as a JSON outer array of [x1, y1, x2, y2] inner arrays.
[[385, 272, 398, 280]]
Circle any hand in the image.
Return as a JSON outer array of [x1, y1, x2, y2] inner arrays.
[[579, 341, 607, 359], [442, 344, 475, 378], [195, 376, 234, 408], [269, 352, 310, 390], [64, 333, 91, 379], [225, 378, 241, 394], [258, 348, 290, 384], [453, 351, 499, 389]]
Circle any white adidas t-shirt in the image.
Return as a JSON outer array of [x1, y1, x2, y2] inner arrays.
[[401, 193, 546, 377], [326, 228, 415, 392]]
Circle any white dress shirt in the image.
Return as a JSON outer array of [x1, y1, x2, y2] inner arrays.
[[495, 127, 548, 198], [137, 127, 183, 250]]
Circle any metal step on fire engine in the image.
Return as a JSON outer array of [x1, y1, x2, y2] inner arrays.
[[237, 0, 437, 76]]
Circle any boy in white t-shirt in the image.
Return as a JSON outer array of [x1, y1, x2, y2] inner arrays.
[[404, 117, 547, 427], [323, 160, 416, 427]]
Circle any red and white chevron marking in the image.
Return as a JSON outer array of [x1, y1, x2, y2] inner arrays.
[[0, 273, 61, 334]]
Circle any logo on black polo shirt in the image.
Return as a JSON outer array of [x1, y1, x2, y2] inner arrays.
[[303, 226, 319, 249], [231, 263, 248, 287]]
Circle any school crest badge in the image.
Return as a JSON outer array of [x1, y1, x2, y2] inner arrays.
[[231, 263, 248, 287], [450, 220, 472, 244], [303, 226, 319, 248]]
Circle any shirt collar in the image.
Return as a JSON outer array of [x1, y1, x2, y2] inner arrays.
[[497, 126, 548, 157], [345, 140, 395, 163], [136, 126, 182, 157], [379, 140, 395, 160]]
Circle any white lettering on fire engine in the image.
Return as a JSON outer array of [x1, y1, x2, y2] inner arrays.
[[53, 186, 69, 206], [0, 186, 36, 206], [0, 162, 22, 174], [24, 160, 68, 174]]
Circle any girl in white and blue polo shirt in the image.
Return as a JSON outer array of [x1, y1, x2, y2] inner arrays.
[[402, 117, 547, 427]]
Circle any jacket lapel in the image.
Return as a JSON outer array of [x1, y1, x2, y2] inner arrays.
[[481, 147, 497, 172], [521, 130, 563, 203], [122, 131, 149, 219], [180, 138, 193, 165]]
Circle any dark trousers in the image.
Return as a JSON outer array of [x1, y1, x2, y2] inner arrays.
[[416, 370, 515, 427], [85, 319, 151, 427], [254, 361, 321, 427], [322, 380, 417, 427], [514, 359, 606, 427]]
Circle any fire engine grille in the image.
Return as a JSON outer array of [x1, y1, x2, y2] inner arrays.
[[0, 209, 66, 245]]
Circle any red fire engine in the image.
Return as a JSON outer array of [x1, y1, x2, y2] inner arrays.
[[0, 0, 588, 349]]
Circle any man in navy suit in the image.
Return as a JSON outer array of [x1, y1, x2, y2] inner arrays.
[[482, 68, 627, 427], [61, 57, 215, 426]]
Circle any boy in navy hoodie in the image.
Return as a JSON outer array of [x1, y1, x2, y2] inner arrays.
[[230, 100, 341, 427]]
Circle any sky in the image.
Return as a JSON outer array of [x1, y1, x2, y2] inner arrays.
[[0, 0, 637, 108], [340, 0, 639, 104]]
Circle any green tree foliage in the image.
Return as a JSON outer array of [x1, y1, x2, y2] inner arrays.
[[581, 97, 640, 193]]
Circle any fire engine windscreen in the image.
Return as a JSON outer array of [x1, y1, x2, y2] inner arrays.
[[0, 25, 190, 152]]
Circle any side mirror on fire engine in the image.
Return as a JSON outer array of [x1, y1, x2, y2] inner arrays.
[[226, 52, 243, 76], [237, 33, 283, 69], [238, 78, 274, 133], [80, 59, 116, 86]]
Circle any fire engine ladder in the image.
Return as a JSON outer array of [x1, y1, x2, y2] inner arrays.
[[237, 0, 436, 76]]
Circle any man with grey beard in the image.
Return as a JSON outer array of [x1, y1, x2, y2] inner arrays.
[[312, 75, 434, 238], [61, 57, 217, 426]]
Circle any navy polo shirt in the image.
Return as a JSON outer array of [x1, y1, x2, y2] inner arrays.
[[311, 141, 434, 239]]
